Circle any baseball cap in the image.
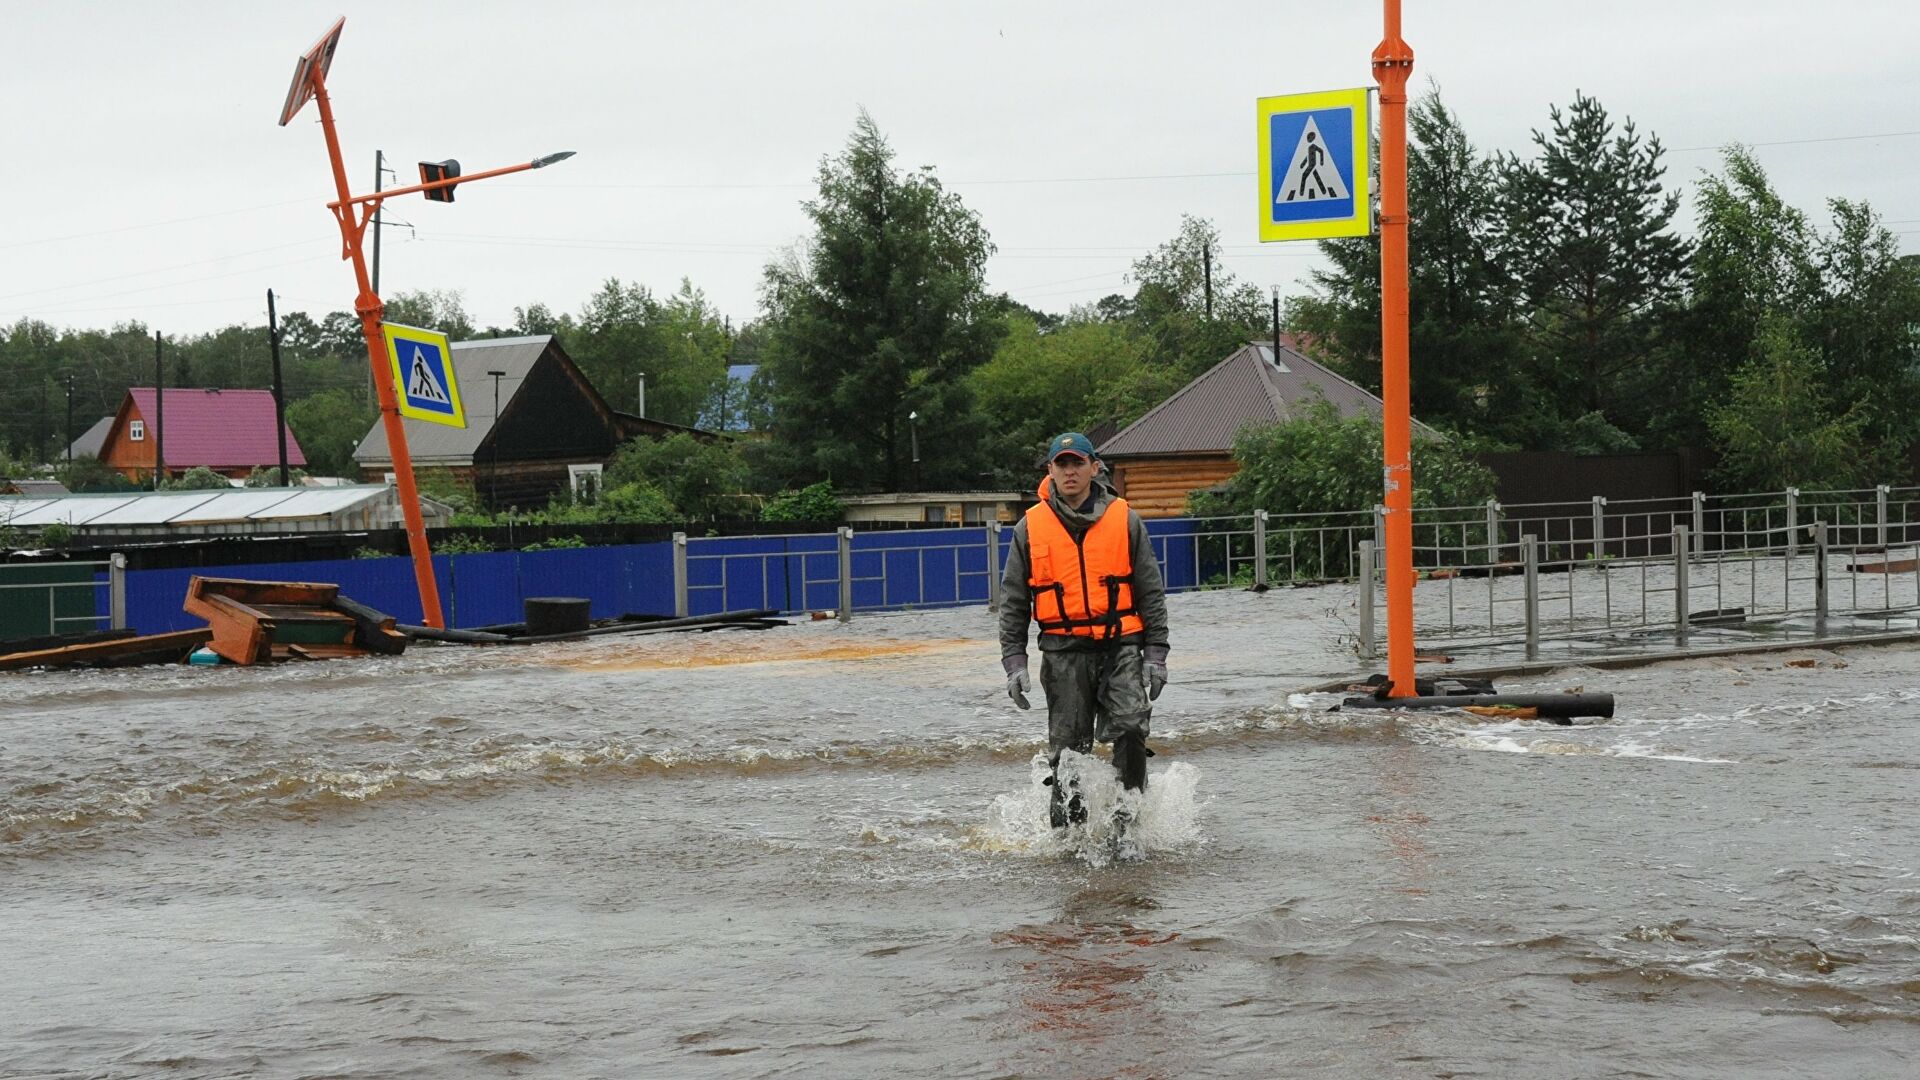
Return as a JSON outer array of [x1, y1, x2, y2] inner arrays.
[[1047, 432, 1097, 461]]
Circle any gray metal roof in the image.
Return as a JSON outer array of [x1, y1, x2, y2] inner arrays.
[[67, 416, 113, 459], [354, 336, 551, 465], [1098, 342, 1438, 458]]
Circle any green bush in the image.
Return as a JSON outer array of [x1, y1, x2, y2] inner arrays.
[[244, 465, 311, 487], [761, 480, 843, 523], [1188, 401, 1499, 580], [412, 468, 484, 516], [55, 456, 136, 494], [522, 535, 587, 552], [39, 522, 73, 548], [431, 533, 494, 555], [162, 466, 233, 491], [352, 545, 391, 559], [607, 433, 750, 521]]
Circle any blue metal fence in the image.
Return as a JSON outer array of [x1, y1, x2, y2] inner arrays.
[[111, 518, 1224, 634]]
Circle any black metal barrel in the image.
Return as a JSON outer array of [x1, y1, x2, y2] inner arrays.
[[524, 597, 591, 638]]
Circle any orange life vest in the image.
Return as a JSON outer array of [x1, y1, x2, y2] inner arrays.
[[1025, 478, 1144, 640]]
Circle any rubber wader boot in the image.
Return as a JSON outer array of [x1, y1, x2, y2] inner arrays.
[[1045, 758, 1087, 829], [1113, 733, 1148, 792]]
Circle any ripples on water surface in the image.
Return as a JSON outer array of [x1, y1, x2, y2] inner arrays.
[[2, 589, 1917, 1078]]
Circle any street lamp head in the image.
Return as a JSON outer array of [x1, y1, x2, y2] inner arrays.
[[531, 151, 577, 169], [909, 410, 919, 422]]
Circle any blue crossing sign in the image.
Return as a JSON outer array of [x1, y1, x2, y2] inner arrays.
[[381, 323, 466, 428], [1257, 88, 1373, 242]]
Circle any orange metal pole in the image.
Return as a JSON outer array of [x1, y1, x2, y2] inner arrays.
[[1373, 0, 1416, 696], [309, 68, 447, 628]]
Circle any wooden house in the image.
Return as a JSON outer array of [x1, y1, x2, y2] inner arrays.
[[354, 335, 713, 509], [98, 388, 306, 484], [1098, 340, 1439, 517]]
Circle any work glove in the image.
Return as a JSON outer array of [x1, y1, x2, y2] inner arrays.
[[1003, 653, 1032, 710], [1144, 644, 1169, 701]]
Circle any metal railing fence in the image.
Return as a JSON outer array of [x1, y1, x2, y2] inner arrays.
[[0, 554, 127, 640]]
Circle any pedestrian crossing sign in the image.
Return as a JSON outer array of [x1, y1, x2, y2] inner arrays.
[[381, 322, 466, 428], [1257, 88, 1373, 242]]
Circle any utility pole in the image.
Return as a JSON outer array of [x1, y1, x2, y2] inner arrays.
[[371, 150, 385, 293], [64, 374, 74, 472], [268, 289, 290, 486], [1271, 285, 1282, 356], [369, 150, 385, 407], [1202, 239, 1214, 320], [637, 373, 646, 418], [153, 331, 166, 490]]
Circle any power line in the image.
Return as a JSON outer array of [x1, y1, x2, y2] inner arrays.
[[0, 196, 321, 253], [0, 239, 329, 304]]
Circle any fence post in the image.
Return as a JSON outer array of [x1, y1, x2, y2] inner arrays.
[[1813, 519, 1828, 633], [1876, 484, 1889, 548], [672, 532, 689, 618], [1253, 510, 1270, 589], [1356, 540, 1375, 660], [1484, 498, 1500, 566], [1522, 532, 1540, 660], [837, 526, 854, 623], [1373, 504, 1386, 553], [1785, 488, 1799, 557], [109, 552, 127, 631], [1691, 491, 1706, 557], [1673, 525, 1690, 648], [986, 522, 1002, 612], [1590, 496, 1606, 562]]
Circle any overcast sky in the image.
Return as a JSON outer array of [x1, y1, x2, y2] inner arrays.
[[3, 1, 1916, 340]]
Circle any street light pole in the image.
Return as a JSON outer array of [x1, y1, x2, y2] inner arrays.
[[1373, 0, 1417, 696], [909, 410, 921, 490], [487, 369, 506, 510], [279, 16, 575, 628]]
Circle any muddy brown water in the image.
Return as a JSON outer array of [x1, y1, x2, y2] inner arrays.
[[3, 588, 1917, 1078]]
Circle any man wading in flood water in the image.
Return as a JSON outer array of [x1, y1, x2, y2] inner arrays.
[[999, 432, 1170, 831]]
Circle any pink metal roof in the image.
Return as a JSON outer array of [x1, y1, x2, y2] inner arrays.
[[126, 388, 307, 468]]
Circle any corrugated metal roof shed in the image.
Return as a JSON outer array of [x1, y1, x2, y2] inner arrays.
[[0, 485, 449, 536], [1099, 342, 1438, 457]]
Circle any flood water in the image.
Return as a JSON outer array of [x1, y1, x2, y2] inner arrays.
[[4, 587, 1917, 1078]]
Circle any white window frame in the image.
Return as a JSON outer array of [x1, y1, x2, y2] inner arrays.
[[568, 463, 604, 501], [128, 420, 146, 441]]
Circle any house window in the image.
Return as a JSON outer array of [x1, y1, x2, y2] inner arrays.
[[568, 464, 604, 503], [922, 505, 947, 524], [129, 420, 145, 441]]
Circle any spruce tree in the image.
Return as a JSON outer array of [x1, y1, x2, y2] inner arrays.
[[1493, 92, 1689, 435], [760, 112, 999, 491]]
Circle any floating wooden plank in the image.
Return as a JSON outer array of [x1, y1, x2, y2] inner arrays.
[[1847, 558, 1919, 575], [0, 629, 212, 673]]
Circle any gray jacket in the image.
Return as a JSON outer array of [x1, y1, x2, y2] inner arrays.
[[998, 474, 1170, 659]]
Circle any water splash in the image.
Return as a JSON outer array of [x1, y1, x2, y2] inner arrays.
[[972, 750, 1206, 866]]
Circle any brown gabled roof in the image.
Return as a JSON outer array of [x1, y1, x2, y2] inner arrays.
[[1098, 341, 1438, 458]]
